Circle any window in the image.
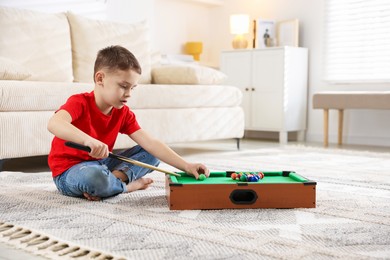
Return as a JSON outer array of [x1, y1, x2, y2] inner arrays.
[[324, 0, 390, 83]]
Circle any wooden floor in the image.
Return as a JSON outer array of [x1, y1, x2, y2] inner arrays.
[[0, 138, 389, 259]]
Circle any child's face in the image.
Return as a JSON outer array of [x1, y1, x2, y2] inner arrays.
[[98, 68, 140, 110]]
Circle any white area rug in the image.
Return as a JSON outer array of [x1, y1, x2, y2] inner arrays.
[[1, 145, 390, 259]]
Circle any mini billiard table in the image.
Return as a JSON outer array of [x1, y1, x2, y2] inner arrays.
[[165, 171, 316, 210]]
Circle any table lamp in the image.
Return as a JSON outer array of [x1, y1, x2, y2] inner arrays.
[[185, 42, 203, 61], [230, 14, 249, 49]]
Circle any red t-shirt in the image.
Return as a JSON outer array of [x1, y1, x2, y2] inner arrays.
[[48, 91, 141, 177]]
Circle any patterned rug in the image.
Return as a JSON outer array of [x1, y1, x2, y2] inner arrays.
[[1, 145, 390, 259]]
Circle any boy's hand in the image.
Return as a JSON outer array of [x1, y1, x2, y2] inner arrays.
[[84, 139, 109, 159], [184, 163, 210, 180]]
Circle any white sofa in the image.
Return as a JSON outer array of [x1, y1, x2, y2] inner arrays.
[[0, 7, 244, 163]]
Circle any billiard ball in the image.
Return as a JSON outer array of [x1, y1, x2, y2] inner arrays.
[[198, 174, 206, 181]]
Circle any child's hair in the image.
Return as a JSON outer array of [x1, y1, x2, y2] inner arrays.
[[94, 45, 142, 82]]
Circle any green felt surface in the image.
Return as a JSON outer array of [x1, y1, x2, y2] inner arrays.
[[170, 171, 308, 184]]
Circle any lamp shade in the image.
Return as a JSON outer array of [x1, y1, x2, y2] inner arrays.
[[230, 14, 249, 34]]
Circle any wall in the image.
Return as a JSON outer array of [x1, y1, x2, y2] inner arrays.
[[106, 0, 214, 62], [153, 0, 213, 59]]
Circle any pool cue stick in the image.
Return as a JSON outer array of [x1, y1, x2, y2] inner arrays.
[[65, 141, 180, 177]]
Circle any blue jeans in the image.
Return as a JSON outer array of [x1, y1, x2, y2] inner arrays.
[[53, 145, 160, 198]]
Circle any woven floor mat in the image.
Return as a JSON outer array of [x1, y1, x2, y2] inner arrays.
[[1, 145, 390, 259]]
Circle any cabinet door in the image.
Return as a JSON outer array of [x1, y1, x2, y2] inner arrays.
[[250, 50, 284, 130], [221, 51, 252, 128]]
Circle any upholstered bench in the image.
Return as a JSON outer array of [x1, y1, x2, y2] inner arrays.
[[313, 91, 390, 146]]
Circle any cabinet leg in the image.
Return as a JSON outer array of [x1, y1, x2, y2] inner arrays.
[[297, 131, 305, 142], [279, 132, 288, 144]]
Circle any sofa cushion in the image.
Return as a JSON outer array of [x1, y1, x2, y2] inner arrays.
[[0, 81, 93, 112], [127, 107, 245, 145], [128, 84, 242, 109], [0, 57, 31, 80], [67, 12, 152, 84], [152, 65, 227, 85], [0, 81, 241, 111], [0, 7, 73, 82]]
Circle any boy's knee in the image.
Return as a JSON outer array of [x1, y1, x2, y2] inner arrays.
[[82, 166, 110, 195]]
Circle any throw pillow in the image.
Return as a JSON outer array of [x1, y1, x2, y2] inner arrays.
[[67, 12, 152, 84], [0, 7, 73, 82], [0, 57, 31, 80], [151, 65, 227, 85]]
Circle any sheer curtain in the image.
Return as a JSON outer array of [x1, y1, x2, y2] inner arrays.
[[323, 0, 390, 83]]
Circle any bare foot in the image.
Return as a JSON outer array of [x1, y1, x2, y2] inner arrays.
[[126, 178, 154, 192], [112, 170, 129, 183]]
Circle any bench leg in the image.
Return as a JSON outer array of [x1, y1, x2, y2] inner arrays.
[[338, 109, 343, 145], [324, 109, 329, 147]]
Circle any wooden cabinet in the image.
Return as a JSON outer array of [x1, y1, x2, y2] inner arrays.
[[220, 47, 308, 143]]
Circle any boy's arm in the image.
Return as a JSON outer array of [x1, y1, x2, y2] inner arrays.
[[129, 129, 209, 179], [47, 110, 109, 158]]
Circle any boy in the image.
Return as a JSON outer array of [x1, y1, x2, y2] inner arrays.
[[48, 45, 209, 201]]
